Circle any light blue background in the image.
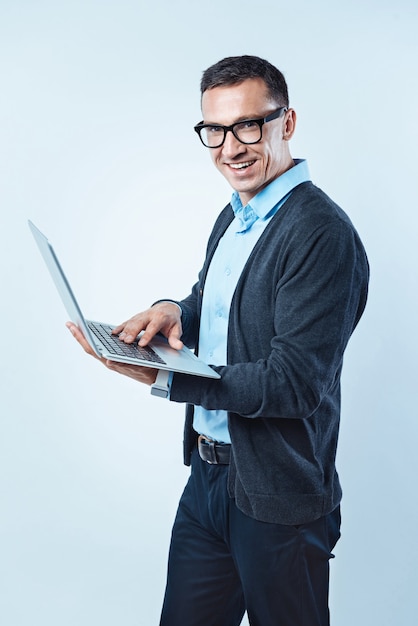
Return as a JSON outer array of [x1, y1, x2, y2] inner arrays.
[[1, 1, 417, 624]]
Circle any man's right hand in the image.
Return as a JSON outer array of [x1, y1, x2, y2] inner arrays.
[[111, 301, 184, 350]]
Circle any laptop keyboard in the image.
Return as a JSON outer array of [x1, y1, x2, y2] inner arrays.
[[87, 321, 166, 365]]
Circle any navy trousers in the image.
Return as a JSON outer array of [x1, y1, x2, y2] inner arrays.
[[160, 449, 341, 626]]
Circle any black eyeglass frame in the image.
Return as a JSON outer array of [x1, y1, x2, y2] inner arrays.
[[194, 106, 288, 148]]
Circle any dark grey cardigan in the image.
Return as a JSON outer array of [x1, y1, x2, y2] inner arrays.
[[169, 182, 369, 525]]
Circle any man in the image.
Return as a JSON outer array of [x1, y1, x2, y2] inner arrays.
[[68, 55, 369, 625]]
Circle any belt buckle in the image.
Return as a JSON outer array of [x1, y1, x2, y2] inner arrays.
[[198, 435, 217, 464]]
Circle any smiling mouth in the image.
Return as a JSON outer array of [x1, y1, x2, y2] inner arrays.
[[228, 160, 256, 170]]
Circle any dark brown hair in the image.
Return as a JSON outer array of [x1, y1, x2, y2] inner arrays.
[[200, 55, 289, 107]]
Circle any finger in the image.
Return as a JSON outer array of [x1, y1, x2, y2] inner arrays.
[[167, 325, 184, 350], [111, 322, 127, 335], [112, 321, 140, 341], [66, 322, 98, 358], [113, 315, 149, 343], [137, 309, 182, 346], [137, 322, 161, 346]]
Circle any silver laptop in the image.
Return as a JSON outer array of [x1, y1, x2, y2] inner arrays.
[[28, 220, 220, 380]]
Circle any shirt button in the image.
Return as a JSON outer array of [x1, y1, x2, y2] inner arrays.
[[225, 267, 231, 276]]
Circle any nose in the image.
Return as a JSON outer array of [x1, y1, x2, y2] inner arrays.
[[221, 129, 246, 158]]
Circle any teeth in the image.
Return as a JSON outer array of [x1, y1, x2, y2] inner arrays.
[[229, 161, 255, 169]]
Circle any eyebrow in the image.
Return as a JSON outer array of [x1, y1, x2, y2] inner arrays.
[[202, 113, 265, 126]]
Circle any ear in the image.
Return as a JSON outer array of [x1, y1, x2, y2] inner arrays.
[[283, 108, 297, 141]]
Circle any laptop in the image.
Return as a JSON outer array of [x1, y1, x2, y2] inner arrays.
[[28, 220, 220, 380]]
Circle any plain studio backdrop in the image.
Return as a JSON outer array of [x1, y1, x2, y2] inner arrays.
[[1, 1, 417, 625]]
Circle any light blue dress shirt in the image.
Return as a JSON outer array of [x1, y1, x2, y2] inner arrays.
[[193, 159, 311, 443]]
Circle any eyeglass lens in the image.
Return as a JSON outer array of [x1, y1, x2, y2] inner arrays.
[[202, 120, 262, 148]]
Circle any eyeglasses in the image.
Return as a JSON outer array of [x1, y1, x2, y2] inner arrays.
[[194, 107, 288, 149]]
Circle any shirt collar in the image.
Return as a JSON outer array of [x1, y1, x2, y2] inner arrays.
[[231, 159, 311, 230]]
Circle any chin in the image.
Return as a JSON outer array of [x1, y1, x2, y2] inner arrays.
[[227, 174, 258, 191]]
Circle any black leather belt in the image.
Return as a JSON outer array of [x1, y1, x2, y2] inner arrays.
[[198, 435, 231, 465]]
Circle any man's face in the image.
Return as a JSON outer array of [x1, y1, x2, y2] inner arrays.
[[201, 77, 295, 205]]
